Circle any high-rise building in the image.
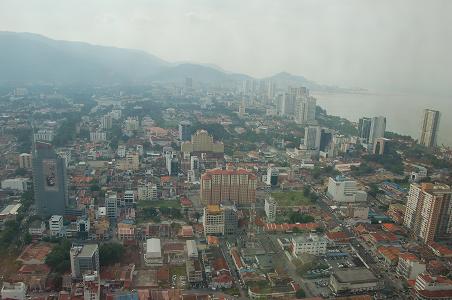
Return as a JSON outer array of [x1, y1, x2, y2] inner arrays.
[[369, 116, 386, 144], [419, 109, 441, 148], [319, 128, 333, 152], [266, 167, 279, 186], [101, 114, 112, 130], [358, 117, 372, 143], [200, 168, 257, 205], [294, 91, 316, 125], [179, 121, 192, 141], [32, 142, 68, 217], [403, 183, 452, 244], [264, 196, 277, 222], [105, 191, 118, 219], [303, 126, 321, 151], [18, 153, 32, 169], [203, 205, 225, 236], [70, 244, 100, 278]]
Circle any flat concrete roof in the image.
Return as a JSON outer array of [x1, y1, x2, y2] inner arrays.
[[78, 244, 98, 258], [333, 268, 378, 284]]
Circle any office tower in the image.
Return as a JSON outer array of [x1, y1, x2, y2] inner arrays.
[[200, 168, 257, 205], [303, 126, 321, 151], [32, 142, 68, 217], [105, 191, 118, 219], [419, 109, 441, 148], [18, 153, 32, 169], [266, 167, 279, 186], [319, 128, 333, 152], [221, 202, 238, 235], [369, 116, 386, 144], [178, 121, 192, 141], [358, 117, 372, 143], [100, 114, 112, 130], [70, 244, 100, 278], [403, 183, 452, 244]]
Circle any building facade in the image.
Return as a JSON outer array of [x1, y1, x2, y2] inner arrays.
[[403, 183, 452, 244], [200, 168, 257, 205], [419, 109, 441, 148], [32, 142, 68, 217]]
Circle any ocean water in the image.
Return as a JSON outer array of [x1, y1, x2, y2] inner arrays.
[[312, 91, 451, 146]]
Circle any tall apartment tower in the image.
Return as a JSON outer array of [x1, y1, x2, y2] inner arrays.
[[178, 121, 192, 141], [369, 116, 386, 144], [19, 153, 32, 169], [303, 126, 322, 151], [32, 142, 68, 217], [403, 183, 452, 244], [200, 168, 257, 206], [419, 109, 441, 148], [358, 117, 372, 143]]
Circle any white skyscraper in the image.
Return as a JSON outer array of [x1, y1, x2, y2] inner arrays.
[[419, 109, 441, 148], [369, 116, 386, 144]]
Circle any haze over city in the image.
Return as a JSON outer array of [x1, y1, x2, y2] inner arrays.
[[1, 0, 452, 95], [0, 2, 452, 300]]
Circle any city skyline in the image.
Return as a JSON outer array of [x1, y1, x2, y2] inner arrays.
[[1, 1, 452, 95]]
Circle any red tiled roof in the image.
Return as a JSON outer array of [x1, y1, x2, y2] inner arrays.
[[264, 222, 319, 232], [326, 231, 349, 241]]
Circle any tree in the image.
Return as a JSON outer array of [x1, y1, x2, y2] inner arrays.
[[296, 289, 306, 298], [45, 239, 72, 273], [99, 243, 124, 266]]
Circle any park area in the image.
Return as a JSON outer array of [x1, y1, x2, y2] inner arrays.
[[271, 190, 313, 207]]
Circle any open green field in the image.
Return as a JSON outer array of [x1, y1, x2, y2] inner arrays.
[[271, 191, 312, 207], [137, 200, 181, 209]]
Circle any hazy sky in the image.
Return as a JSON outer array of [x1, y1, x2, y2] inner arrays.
[[1, 0, 452, 94]]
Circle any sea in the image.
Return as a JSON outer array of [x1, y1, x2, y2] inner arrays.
[[312, 91, 452, 147]]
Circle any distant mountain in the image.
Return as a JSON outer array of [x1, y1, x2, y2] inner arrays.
[[0, 31, 170, 85], [265, 72, 348, 92], [151, 63, 252, 83], [0, 31, 351, 90]]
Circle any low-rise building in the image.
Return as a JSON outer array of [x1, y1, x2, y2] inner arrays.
[[327, 176, 367, 203], [1, 282, 27, 300], [186, 259, 203, 283], [414, 273, 452, 299], [28, 220, 46, 238], [1, 178, 30, 191], [186, 240, 198, 259], [396, 253, 426, 280], [329, 268, 379, 295], [291, 233, 328, 256], [0, 203, 22, 226], [144, 238, 163, 266], [49, 215, 64, 237]]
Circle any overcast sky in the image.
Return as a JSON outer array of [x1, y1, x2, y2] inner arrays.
[[1, 0, 452, 94]]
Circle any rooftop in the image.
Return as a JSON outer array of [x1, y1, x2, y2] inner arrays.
[[333, 268, 378, 284]]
